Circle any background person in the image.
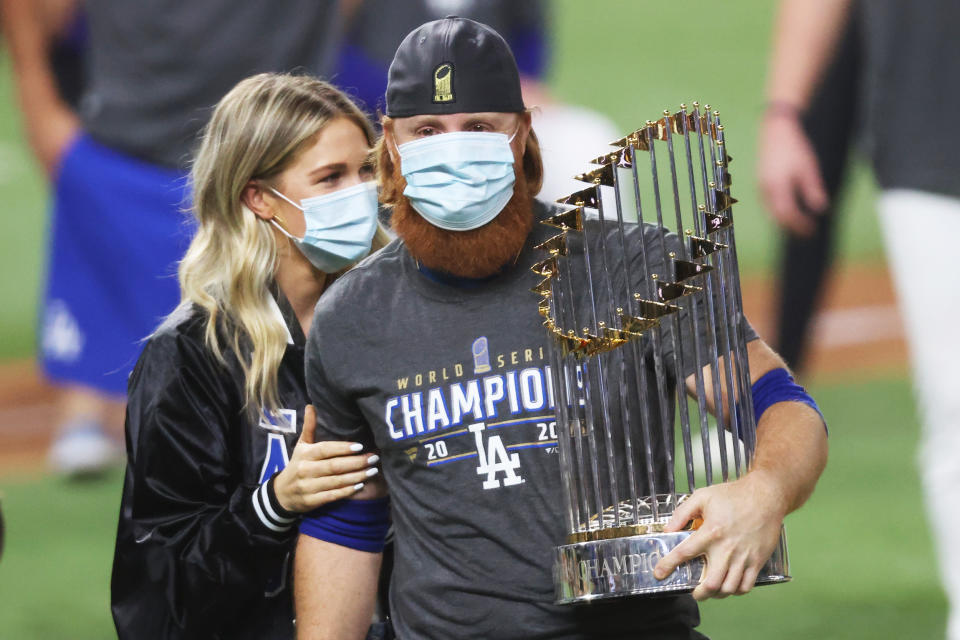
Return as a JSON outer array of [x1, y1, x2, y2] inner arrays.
[[760, 1, 960, 636], [1, 0, 342, 477], [111, 73, 387, 639], [760, 5, 861, 373]]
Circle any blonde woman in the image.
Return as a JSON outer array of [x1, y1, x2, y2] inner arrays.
[[110, 73, 390, 639]]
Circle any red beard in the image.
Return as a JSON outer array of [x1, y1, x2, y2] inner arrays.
[[390, 168, 534, 279]]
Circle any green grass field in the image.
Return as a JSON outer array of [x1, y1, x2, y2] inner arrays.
[[0, 1, 935, 638], [0, 376, 943, 638]]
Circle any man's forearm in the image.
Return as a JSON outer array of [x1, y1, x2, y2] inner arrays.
[[750, 399, 828, 516], [1, 0, 81, 174], [691, 339, 828, 515], [766, 0, 854, 110], [1, 0, 63, 112], [744, 340, 828, 516]]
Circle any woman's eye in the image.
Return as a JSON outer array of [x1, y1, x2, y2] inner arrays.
[[360, 164, 375, 177], [470, 123, 490, 132], [318, 172, 340, 184], [416, 127, 436, 137]]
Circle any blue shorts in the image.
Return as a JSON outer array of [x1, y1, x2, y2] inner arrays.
[[40, 134, 192, 395]]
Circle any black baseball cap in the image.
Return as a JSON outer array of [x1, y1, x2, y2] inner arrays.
[[385, 16, 525, 118]]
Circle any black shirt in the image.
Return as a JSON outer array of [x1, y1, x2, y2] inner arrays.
[[859, 0, 960, 197]]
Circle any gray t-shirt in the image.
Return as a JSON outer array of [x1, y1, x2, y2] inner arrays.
[[305, 202, 726, 639], [81, 0, 339, 168]]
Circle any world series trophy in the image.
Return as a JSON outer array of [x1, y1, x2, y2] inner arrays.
[[532, 103, 790, 603]]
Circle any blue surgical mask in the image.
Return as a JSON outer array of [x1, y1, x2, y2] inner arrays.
[[397, 130, 517, 231], [269, 181, 379, 273]]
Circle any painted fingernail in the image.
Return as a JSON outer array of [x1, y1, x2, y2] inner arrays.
[[349, 443, 364, 452], [353, 482, 365, 491], [365, 467, 379, 477], [367, 454, 380, 465]]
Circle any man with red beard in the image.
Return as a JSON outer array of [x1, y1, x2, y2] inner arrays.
[[294, 17, 828, 640]]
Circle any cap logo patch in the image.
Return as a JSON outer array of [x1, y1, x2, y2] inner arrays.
[[433, 62, 455, 103]]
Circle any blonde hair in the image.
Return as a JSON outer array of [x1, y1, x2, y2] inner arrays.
[[177, 72, 389, 419]]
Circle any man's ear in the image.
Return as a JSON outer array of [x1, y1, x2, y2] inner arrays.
[[382, 117, 399, 165], [514, 111, 533, 154], [241, 181, 277, 221]]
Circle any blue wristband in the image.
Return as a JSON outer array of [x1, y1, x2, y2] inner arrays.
[[299, 497, 391, 553], [751, 368, 827, 433]]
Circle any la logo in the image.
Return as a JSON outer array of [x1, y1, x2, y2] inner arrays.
[[469, 422, 523, 489]]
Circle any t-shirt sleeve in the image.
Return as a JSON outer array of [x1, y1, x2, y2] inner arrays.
[[304, 305, 377, 450], [631, 224, 759, 381]]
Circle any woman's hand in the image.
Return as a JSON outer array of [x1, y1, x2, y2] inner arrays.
[[273, 405, 380, 513]]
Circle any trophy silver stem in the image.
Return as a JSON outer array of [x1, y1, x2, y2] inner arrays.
[[702, 110, 745, 477], [705, 112, 753, 466], [664, 111, 715, 489], [546, 293, 579, 535], [611, 154, 656, 520], [691, 104, 732, 482], [632, 127, 677, 508], [578, 202, 623, 527], [559, 255, 606, 525], [592, 186, 633, 526], [713, 114, 758, 461], [549, 253, 592, 531], [646, 122, 696, 494], [595, 185, 643, 522]]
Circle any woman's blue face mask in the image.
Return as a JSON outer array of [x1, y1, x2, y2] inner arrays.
[[269, 181, 379, 273], [396, 129, 518, 232]]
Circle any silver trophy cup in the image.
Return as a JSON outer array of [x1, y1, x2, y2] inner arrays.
[[532, 104, 790, 604]]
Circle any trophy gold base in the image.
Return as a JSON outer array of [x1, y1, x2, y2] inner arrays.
[[553, 528, 790, 604]]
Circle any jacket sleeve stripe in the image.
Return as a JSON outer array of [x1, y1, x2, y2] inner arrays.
[[252, 485, 293, 533], [260, 482, 297, 524]]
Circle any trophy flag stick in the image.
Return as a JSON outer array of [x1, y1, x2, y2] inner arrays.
[[625, 130, 676, 515], [560, 251, 606, 528], [583, 184, 629, 527], [609, 147, 654, 524], [698, 107, 745, 478], [664, 109, 715, 493], [680, 104, 722, 484], [646, 121, 698, 494], [689, 103, 732, 483], [592, 184, 631, 527], [714, 113, 759, 462]]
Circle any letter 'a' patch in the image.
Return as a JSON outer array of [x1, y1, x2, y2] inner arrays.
[[433, 62, 455, 103]]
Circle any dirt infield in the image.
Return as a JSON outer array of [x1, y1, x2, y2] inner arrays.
[[0, 261, 908, 476], [742, 261, 908, 380]]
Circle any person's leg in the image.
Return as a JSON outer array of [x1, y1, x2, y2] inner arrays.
[[46, 385, 125, 477], [41, 134, 188, 476], [878, 189, 960, 639], [773, 9, 860, 373], [776, 206, 838, 371]]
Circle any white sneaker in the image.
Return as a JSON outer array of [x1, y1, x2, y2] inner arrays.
[[47, 422, 123, 478]]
